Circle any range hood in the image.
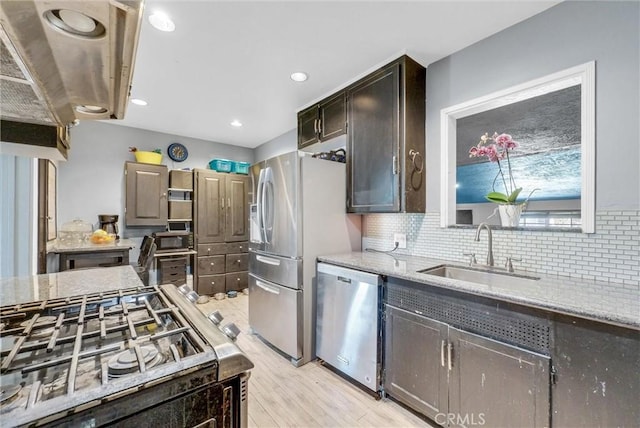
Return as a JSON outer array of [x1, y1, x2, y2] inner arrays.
[[0, 0, 144, 160]]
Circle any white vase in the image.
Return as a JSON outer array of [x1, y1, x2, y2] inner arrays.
[[498, 204, 523, 227]]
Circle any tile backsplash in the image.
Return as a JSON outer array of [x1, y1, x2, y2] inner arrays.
[[363, 210, 639, 289]]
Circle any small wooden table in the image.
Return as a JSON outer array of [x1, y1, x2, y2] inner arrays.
[[50, 239, 135, 271]]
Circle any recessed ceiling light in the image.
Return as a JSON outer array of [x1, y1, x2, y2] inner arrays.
[[230, 120, 243, 127], [131, 98, 148, 106], [75, 105, 108, 115], [148, 11, 175, 32], [290, 72, 308, 82], [44, 9, 105, 38]]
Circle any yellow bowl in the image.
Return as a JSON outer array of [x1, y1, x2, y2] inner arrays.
[[134, 151, 163, 164]]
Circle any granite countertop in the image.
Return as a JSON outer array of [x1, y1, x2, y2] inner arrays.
[[0, 265, 144, 306], [317, 252, 640, 330], [49, 238, 136, 253]]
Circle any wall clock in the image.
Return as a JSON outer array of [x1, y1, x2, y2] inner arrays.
[[167, 142, 188, 162]]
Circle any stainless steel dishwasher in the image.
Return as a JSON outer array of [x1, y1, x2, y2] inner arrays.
[[316, 262, 382, 393]]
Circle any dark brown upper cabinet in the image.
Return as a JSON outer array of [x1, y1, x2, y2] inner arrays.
[[124, 162, 168, 226], [297, 91, 347, 149], [346, 55, 425, 213]]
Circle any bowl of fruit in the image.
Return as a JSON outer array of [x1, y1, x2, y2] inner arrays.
[[90, 229, 116, 244]]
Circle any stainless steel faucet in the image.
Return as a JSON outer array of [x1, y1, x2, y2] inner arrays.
[[474, 223, 494, 266]]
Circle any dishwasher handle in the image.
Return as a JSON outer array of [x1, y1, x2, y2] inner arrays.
[[317, 262, 381, 285]]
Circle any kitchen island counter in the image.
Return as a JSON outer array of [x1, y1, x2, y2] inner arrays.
[[318, 252, 640, 330], [49, 239, 136, 271], [0, 265, 143, 306]]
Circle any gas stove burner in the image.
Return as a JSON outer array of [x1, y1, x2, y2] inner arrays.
[[0, 384, 27, 414], [20, 316, 57, 339], [0, 384, 21, 404], [107, 346, 163, 377]]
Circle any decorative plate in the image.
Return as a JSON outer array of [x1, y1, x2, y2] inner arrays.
[[167, 142, 188, 162]]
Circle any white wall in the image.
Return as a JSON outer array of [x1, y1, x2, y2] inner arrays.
[[0, 155, 35, 277]]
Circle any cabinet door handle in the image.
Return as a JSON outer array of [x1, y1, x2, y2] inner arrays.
[[392, 155, 399, 175], [221, 198, 224, 209], [447, 342, 453, 371], [313, 119, 318, 134], [227, 198, 231, 208], [441, 340, 446, 367]]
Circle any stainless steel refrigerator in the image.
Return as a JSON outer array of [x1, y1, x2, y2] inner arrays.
[[249, 151, 361, 366]]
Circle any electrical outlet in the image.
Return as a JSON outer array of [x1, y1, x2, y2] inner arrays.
[[393, 233, 407, 249]]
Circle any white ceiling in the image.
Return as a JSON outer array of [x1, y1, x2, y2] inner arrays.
[[112, 0, 560, 148]]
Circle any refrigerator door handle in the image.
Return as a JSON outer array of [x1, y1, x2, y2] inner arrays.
[[255, 279, 280, 295], [256, 169, 266, 243], [256, 254, 281, 266], [262, 167, 274, 244]]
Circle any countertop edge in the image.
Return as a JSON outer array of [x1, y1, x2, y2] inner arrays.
[[317, 253, 640, 331]]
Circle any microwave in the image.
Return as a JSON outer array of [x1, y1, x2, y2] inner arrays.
[[153, 231, 192, 253]]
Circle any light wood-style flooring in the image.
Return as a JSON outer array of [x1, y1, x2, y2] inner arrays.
[[197, 294, 436, 428]]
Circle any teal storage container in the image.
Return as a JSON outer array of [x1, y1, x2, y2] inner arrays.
[[208, 159, 232, 172], [232, 161, 250, 175]]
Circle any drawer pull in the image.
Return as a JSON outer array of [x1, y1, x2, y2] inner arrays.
[[256, 255, 280, 266], [237, 259, 241, 263], [210, 262, 215, 266], [255, 280, 279, 294]]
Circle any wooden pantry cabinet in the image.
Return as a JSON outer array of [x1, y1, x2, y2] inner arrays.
[[193, 168, 250, 294], [124, 162, 168, 226]]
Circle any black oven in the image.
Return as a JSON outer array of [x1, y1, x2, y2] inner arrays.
[[153, 231, 192, 252]]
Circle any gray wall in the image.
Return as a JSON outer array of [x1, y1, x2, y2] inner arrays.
[[254, 128, 297, 162], [57, 121, 254, 235], [254, 128, 348, 163], [425, 0, 639, 211]]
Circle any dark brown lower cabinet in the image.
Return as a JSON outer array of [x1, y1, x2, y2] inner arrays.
[[552, 316, 640, 427], [384, 307, 447, 419], [448, 326, 550, 428], [384, 277, 640, 427], [384, 305, 550, 427]]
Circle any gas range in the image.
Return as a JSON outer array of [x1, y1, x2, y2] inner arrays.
[[0, 282, 252, 427]]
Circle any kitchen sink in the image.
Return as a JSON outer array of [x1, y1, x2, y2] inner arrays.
[[417, 264, 540, 286]]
